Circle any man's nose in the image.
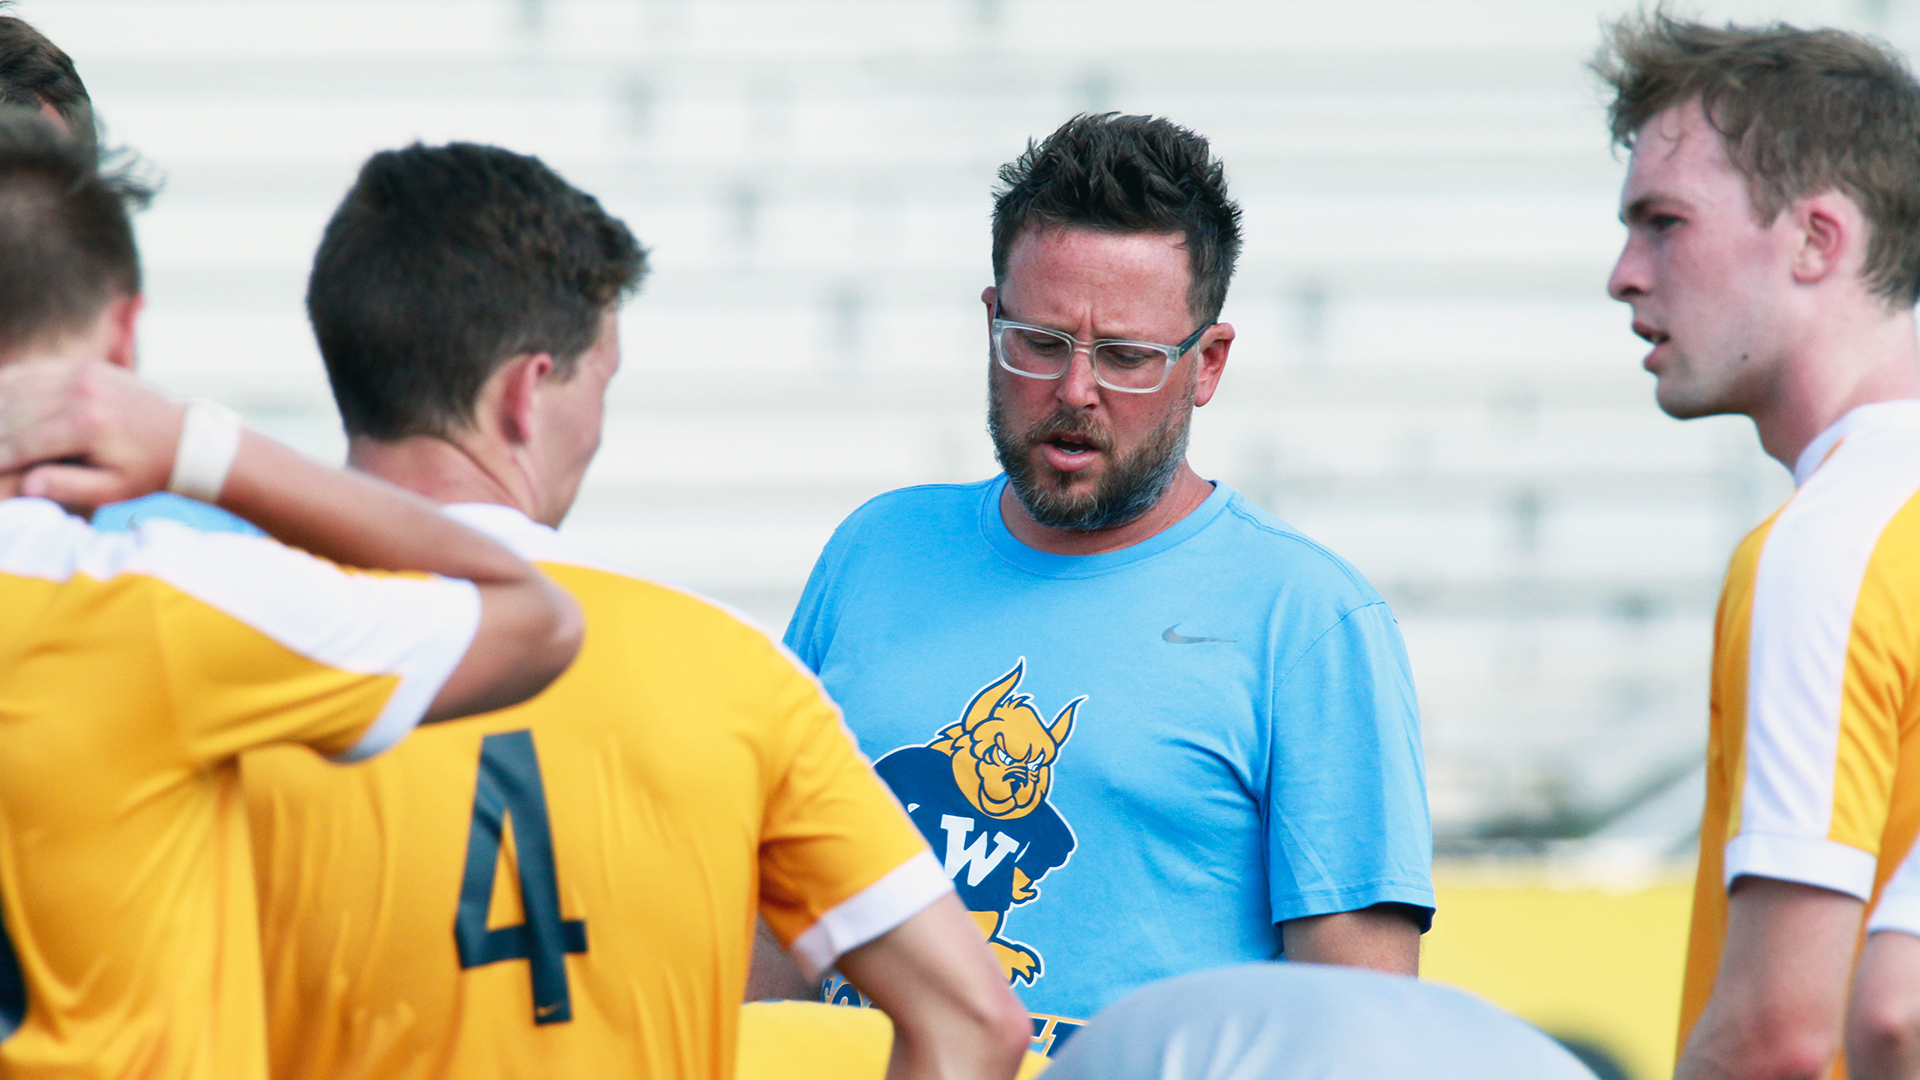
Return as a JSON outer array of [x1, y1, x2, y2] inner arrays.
[[1056, 344, 1102, 407], [1607, 239, 1645, 302]]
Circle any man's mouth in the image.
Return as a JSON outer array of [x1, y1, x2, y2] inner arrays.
[[1035, 431, 1106, 474], [1631, 322, 1671, 371]]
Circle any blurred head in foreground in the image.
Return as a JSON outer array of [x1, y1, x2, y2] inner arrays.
[[0, 13, 92, 153], [982, 112, 1239, 535], [308, 142, 646, 526], [0, 107, 147, 369], [1041, 963, 1600, 1080], [1598, 12, 1920, 426]]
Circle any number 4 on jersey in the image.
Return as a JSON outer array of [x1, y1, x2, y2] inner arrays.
[[0, 900, 23, 1042], [455, 729, 587, 1025]]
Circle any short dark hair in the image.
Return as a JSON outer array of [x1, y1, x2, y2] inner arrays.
[[0, 107, 148, 356], [308, 142, 648, 440], [991, 113, 1242, 324], [1596, 11, 1920, 306], [0, 14, 93, 154]]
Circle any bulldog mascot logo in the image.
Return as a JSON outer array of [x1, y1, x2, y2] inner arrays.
[[873, 660, 1080, 984]]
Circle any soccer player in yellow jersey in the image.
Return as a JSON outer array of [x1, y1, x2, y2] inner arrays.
[[1599, 15, 1920, 1080], [241, 142, 1028, 1080], [0, 111, 584, 1079]]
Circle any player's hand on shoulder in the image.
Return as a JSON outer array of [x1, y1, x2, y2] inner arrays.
[[0, 356, 185, 508]]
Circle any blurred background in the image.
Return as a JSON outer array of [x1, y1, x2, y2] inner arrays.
[[30, 0, 1919, 1074]]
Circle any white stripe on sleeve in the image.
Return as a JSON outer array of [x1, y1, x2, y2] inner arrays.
[[328, 574, 479, 761], [0, 500, 480, 760], [124, 524, 481, 761], [1733, 421, 1920, 894], [1870, 840, 1920, 936], [1724, 832, 1878, 901], [789, 851, 954, 980]]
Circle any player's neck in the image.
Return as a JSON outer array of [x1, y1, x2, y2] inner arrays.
[[1000, 463, 1213, 557], [347, 433, 541, 521], [1751, 305, 1920, 471]]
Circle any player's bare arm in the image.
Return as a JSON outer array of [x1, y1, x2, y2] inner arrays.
[[1848, 931, 1920, 1080], [0, 355, 583, 719], [833, 893, 1031, 1080], [1677, 877, 1863, 1080], [1280, 904, 1422, 976]]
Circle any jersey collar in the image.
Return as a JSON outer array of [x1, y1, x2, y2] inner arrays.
[[441, 502, 619, 573], [1793, 399, 1920, 487]]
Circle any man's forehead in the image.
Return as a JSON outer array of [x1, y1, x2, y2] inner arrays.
[[1640, 99, 1715, 151], [1006, 223, 1186, 260], [1620, 102, 1739, 207], [1000, 226, 1192, 300]]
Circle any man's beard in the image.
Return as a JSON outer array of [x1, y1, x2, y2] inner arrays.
[[988, 374, 1193, 533]]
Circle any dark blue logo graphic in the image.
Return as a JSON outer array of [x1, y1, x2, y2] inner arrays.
[[873, 660, 1079, 985], [0, 894, 23, 1041]]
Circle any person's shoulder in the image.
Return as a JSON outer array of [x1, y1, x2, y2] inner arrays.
[[0, 495, 286, 591], [806, 480, 998, 593], [1762, 424, 1920, 586], [0, 496, 98, 580], [836, 479, 996, 535], [1205, 488, 1386, 607], [556, 563, 779, 652]]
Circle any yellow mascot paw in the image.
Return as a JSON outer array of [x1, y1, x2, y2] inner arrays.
[[992, 941, 1042, 985]]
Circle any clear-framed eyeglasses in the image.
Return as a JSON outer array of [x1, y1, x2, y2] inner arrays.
[[990, 309, 1212, 394]]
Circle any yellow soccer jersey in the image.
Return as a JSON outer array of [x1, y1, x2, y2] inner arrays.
[[243, 503, 948, 1080], [1680, 401, 1920, 1074], [0, 497, 480, 1080]]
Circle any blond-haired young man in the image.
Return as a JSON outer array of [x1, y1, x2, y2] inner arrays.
[[1599, 15, 1920, 1080]]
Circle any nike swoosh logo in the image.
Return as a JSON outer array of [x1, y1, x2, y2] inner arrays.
[[536, 1003, 564, 1018], [1163, 625, 1235, 644]]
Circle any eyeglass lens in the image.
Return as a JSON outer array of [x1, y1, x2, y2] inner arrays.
[[997, 325, 1170, 391]]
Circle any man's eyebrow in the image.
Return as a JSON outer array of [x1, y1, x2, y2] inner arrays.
[[1620, 194, 1672, 225]]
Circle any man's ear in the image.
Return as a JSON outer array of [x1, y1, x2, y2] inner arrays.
[[1790, 191, 1862, 287], [1192, 323, 1235, 408], [494, 352, 554, 446], [981, 285, 998, 325], [101, 294, 143, 370]]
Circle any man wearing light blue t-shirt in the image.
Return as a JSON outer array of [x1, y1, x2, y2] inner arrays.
[[775, 113, 1434, 1056]]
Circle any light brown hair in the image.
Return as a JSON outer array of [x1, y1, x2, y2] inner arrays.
[[1596, 10, 1920, 306]]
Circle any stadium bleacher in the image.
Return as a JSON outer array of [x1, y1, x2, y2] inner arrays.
[[41, 0, 1899, 855]]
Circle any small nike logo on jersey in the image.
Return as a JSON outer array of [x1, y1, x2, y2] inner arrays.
[[1163, 625, 1235, 644], [536, 1003, 564, 1019]]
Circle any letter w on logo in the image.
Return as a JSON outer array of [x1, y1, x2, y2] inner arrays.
[[940, 814, 1020, 887]]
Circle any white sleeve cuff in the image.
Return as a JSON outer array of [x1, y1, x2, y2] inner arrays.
[[1869, 843, 1920, 936], [331, 577, 482, 763], [788, 851, 954, 980], [1725, 831, 1877, 902], [1869, 894, 1920, 937]]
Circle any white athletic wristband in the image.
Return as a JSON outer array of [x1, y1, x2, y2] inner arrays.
[[166, 398, 243, 503]]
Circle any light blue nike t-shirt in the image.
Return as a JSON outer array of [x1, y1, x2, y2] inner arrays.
[[784, 476, 1433, 1054]]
